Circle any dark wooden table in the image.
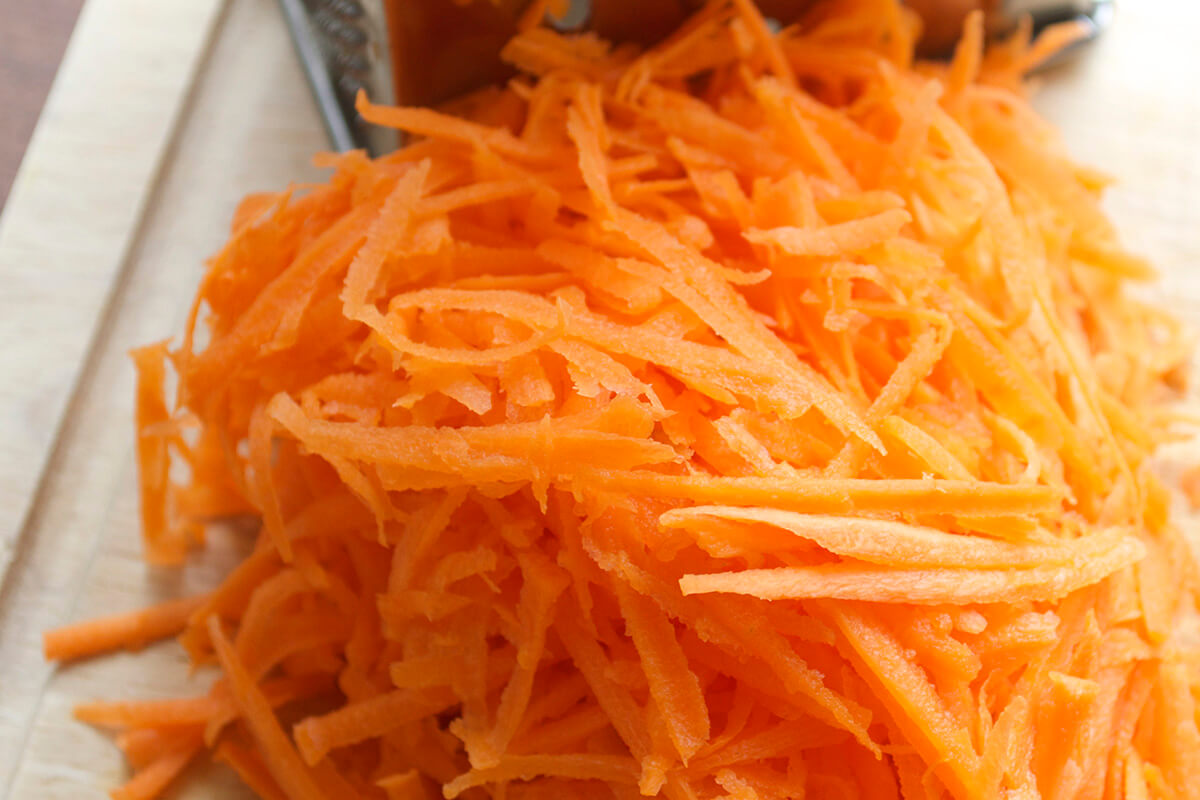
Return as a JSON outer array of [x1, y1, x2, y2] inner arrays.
[[0, 0, 85, 211]]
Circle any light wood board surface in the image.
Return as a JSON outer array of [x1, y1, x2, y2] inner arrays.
[[0, 0, 227, 579], [0, 0, 1197, 796], [0, 0, 325, 795]]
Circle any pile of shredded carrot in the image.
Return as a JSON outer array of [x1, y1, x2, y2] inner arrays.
[[45, 1, 1200, 798]]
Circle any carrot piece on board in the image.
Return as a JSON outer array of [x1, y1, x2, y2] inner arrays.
[[662, 506, 1090, 568], [109, 738, 202, 800], [214, 738, 289, 800], [679, 532, 1143, 604], [206, 616, 330, 800], [444, 754, 639, 798], [44, 595, 207, 663], [614, 583, 710, 762], [131, 341, 187, 565]]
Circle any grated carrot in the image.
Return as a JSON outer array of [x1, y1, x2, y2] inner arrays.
[[44, 2, 1200, 799], [1182, 464, 1200, 510], [43, 594, 207, 663], [109, 736, 202, 800]]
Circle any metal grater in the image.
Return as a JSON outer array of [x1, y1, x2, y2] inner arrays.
[[279, 0, 546, 156], [279, 0, 399, 155], [279, 0, 1113, 157]]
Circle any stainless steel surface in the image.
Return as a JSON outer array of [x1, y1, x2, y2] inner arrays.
[[1004, 0, 1112, 28], [278, 0, 397, 155], [1000, 0, 1114, 55], [283, 0, 1114, 156]]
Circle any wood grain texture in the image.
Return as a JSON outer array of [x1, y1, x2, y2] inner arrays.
[[0, 0, 227, 586], [0, 0, 1197, 797], [0, 0, 326, 795]]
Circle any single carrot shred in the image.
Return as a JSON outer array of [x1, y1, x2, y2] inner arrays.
[[131, 342, 189, 565], [44, 594, 207, 663], [109, 737, 201, 800], [45, 3, 1200, 799], [207, 617, 333, 800]]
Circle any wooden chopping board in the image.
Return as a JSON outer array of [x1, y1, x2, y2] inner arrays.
[[0, 0, 1197, 796]]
